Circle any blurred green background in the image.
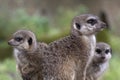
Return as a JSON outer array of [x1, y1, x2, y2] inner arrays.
[[0, 0, 120, 80]]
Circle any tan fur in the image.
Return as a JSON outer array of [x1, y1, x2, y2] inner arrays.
[[39, 14, 106, 80], [8, 14, 106, 80]]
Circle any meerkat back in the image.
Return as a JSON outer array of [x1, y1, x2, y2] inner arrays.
[[86, 42, 112, 80], [41, 14, 106, 80]]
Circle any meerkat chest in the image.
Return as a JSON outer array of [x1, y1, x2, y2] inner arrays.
[[86, 35, 96, 64], [14, 49, 28, 66], [84, 35, 96, 56], [95, 62, 108, 78], [90, 35, 96, 54]]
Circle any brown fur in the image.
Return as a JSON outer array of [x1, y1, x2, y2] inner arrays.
[[38, 14, 106, 80], [8, 14, 106, 80]]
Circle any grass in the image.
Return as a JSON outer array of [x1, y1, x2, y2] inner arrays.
[[0, 59, 21, 80]]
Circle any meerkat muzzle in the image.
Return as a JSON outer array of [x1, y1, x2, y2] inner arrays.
[[8, 39, 14, 45], [101, 22, 107, 29]]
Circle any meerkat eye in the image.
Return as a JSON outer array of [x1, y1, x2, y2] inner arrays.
[[95, 49, 101, 54], [105, 49, 110, 54], [87, 19, 97, 25], [15, 37, 23, 42], [75, 23, 81, 30]]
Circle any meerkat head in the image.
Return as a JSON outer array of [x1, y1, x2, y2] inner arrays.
[[8, 30, 37, 52], [71, 14, 106, 36], [93, 42, 112, 63]]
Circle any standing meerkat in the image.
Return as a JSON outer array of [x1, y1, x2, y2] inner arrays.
[[40, 14, 106, 80], [86, 42, 112, 80], [8, 14, 106, 80], [8, 30, 48, 80]]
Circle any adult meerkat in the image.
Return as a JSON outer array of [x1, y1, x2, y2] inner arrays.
[[8, 30, 47, 80], [8, 14, 106, 80], [86, 42, 112, 80], [40, 14, 106, 80]]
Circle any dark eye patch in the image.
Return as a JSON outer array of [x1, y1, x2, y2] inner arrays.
[[75, 23, 81, 30], [87, 19, 97, 25], [14, 37, 23, 42], [95, 49, 102, 54], [105, 49, 110, 54], [28, 37, 32, 45]]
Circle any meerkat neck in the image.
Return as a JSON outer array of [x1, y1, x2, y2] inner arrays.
[[29, 41, 37, 53], [70, 34, 96, 49], [70, 34, 96, 58], [86, 35, 96, 59], [81, 35, 96, 79], [88, 35, 96, 46]]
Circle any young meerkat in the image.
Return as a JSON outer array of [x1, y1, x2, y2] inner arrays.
[[40, 14, 106, 80], [86, 42, 112, 80], [8, 30, 47, 80]]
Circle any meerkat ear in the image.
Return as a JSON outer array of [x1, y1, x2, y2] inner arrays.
[[28, 37, 32, 45], [74, 23, 81, 30]]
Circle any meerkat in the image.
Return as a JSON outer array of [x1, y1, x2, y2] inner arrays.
[[39, 14, 106, 80], [86, 42, 112, 80], [8, 14, 106, 80], [8, 30, 48, 80]]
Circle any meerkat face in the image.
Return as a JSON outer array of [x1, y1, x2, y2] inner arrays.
[[93, 42, 112, 63], [72, 14, 106, 36], [8, 30, 36, 52]]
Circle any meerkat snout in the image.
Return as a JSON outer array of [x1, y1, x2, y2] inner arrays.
[[100, 22, 106, 29], [8, 36, 24, 46]]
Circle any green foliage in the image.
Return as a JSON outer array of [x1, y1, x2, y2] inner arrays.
[[55, 5, 88, 30], [96, 29, 110, 44], [9, 9, 50, 39], [0, 6, 88, 42], [97, 30, 120, 54], [110, 34, 120, 53], [0, 74, 13, 80], [0, 41, 12, 60], [41, 5, 89, 43], [0, 59, 21, 80]]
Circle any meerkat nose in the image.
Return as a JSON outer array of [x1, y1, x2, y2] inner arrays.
[[101, 22, 107, 29], [101, 56, 105, 59], [8, 41, 11, 45], [8, 40, 13, 45]]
